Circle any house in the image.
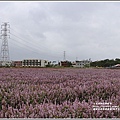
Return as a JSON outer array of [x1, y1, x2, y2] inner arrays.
[[13, 61, 22, 67], [73, 59, 91, 68], [22, 59, 49, 67], [60, 61, 72, 67], [110, 64, 120, 69]]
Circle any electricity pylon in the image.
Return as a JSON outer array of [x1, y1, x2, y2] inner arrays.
[[0, 22, 10, 66]]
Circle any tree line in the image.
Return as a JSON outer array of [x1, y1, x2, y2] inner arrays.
[[90, 58, 120, 67]]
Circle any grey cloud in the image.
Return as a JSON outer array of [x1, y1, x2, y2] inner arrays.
[[1, 2, 120, 61]]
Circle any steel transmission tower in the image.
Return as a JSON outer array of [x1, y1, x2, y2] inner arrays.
[[0, 22, 10, 66], [63, 51, 66, 61]]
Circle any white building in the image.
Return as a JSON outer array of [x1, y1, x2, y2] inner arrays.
[[73, 59, 91, 68], [22, 59, 49, 67]]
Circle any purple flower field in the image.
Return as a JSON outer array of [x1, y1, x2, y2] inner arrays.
[[0, 68, 120, 118]]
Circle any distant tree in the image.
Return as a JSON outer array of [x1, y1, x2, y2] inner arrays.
[[90, 58, 119, 67], [115, 58, 120, 64], [67, 61, 72, 67]]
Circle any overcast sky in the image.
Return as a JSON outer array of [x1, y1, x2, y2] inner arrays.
[[1, 2, 120, 62]]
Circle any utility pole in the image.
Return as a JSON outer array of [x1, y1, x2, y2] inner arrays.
[[76, 57, 78, 61], [0, 22, 10, 66], [63, 51, 66, 61]]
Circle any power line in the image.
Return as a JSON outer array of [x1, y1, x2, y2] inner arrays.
[[9, 38, 45, 58], [10, 27, 60, 53], [9, 36, 62, 60], [9, 28, 63, 56], [10, 33, 48, 53]]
